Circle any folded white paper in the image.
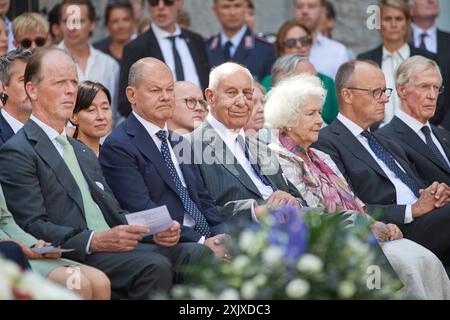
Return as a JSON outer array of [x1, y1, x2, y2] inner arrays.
[[31, 246, 75, 254], [125, 205, 173, 236]]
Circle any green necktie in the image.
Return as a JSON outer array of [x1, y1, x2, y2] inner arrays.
[[56, 135, 110, 232]]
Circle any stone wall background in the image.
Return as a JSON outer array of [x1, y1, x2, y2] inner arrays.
[[40, 0, 449, 55]]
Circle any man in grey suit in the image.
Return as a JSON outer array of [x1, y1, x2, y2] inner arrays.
[[0, 47, 205, 299], [191, 62, 303, 224]]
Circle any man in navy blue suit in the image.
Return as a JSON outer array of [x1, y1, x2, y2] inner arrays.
[[100, 58, 229, 260], [0, 49, 32, 147], [206, 0, 276, 82]]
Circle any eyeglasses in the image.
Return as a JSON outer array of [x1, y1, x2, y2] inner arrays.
[[225, 89, 254, 102], [177, 97, 208, 110], [283, 36, 313, 49], [19, 36, 47, 49], [346, 87, 393, 99], [148, 0, 175, 6]]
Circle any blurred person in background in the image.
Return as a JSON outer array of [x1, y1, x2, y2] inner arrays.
[[0, 0, 13, 51], [0, 15, 8, 56], [47, 3, 63, 44], [177, 9, 191, 29], [94, 0, 135, 63], [319, 0, 336, 39], [244, 81, 265, 138], [12, 13, 52, 50]]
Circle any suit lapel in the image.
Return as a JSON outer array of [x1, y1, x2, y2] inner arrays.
[[201, 122, 262, 197], [232, 28, 252, 63], [126, 114, 179, 194], [431, 125, 450, 169], [0, 112, 15, 143], [24, 121, 84, 215], [181, 30, 202, 77], [147, 28, 165, 61], [332, 120, 390, 179], [393, 117, 449, 171]]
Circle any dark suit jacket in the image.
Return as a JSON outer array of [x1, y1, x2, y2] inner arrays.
[[206, 27, 276, 82], [313, 119, 426, 225], [0, 111, 15, 147], [190, 121, 302, 223], [378, 116, 450, 186], [99, 114, 227, 242], [435, 30, 450, 129], [0, 120, 127, 262], [119, 27, 210, 117]]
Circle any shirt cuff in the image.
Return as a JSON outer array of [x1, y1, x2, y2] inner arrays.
[[404, 205, 414, 224], [197, 236, 205, 244], [251, 200, 260, 222], [86, 231, 95, 254]]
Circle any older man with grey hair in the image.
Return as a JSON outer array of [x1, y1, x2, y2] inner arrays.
[[190, 62, 304, 224], [378, 55, 450, 186]]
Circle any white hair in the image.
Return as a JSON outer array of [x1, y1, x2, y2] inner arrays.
[[265, 73, 326, 129], [208, 62, 253, 90], [396, 55, 442, 88]]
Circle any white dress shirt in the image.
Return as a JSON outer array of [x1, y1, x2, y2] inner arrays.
[[337, 113, 417, 223], [309, 33, 351, 80], [133, 112, 204, 243], [381, 43, 410, 127], [58, 42, 120, 125], [207, 113, 273, 201], [396, 109, 450, 167], [1, 109, 24, 134], [30, 115, 96, 252], [220, 25, 247, 58], [412, 23, 438, 54], [152, 23, 201, 87]]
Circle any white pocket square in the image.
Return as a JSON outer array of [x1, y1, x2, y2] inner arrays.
[[95, 181, 105, 191]]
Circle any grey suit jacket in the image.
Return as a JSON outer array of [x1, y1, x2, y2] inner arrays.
[[0, 120, 127, 262], [190, 121, 302, 222]]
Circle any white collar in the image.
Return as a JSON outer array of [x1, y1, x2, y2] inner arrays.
[[412, 23, 437, 37], [206, 113, 245, 144], [58, 41, 98, 60], [382, 43, 410, 60], [1, 109, 24, 134], [396, 109, 431, 134], [220, 25, 247, 48], [337, 113, 367, 137], [30, 114, 66, 141], [152, 22, 182, 40], [132, 111, 168, 136]]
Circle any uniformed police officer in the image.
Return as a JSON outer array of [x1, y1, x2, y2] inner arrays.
[[207, 0, 276, 82]]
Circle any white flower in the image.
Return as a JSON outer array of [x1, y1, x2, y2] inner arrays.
[[219, 288, 239, 300], [16, 271, 80, 300], [0, 276, 13, 300], [285, 279, 310, 299], [338, 281, 356, 299], [297, 254, 323, 274], [241, 281, 257, 299], [262, 246, 284, 268], [231, 255, 251, 273], [252, 274, 267, 287], [190, 287, 212, 300], [0, 258, 21, 281], [239, 230, 256, 253], [171, 285, 187, 299], [347, 237, 370, 257]]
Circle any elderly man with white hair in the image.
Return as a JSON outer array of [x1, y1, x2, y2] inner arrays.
[[190, 62, 304, 224], [265, 73, 450, 299], [378, 56, 450, 186]]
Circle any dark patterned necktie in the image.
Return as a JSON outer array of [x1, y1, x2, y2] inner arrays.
[[421, 126, 450, 169], [167, 36, 185, 81], [361, 131, 420, 197], [419, 33, 428, 51], [156, 130, 210, 237], [223, 41, 233, 61]]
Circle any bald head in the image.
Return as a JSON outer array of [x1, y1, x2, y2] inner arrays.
[[128, 57, 173, 88], [208, 62, 253, 91]]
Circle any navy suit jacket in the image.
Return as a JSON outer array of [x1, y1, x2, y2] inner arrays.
[[99, 114, 227, 243], [378, 116, 450, 186], [0, 111, 14, 147], [119, 27, 210, 117], [206, 27, 276, 82], [314, 119, 426, 225]]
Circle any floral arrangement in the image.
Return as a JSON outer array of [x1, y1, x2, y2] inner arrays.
[[0, 257, 80, 300], [170, 207, 404, 300]]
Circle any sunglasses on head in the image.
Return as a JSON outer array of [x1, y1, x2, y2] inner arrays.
[[148, 0, 175, 6], [20, 37, 47, 49], [283, 35, 313, 49]]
